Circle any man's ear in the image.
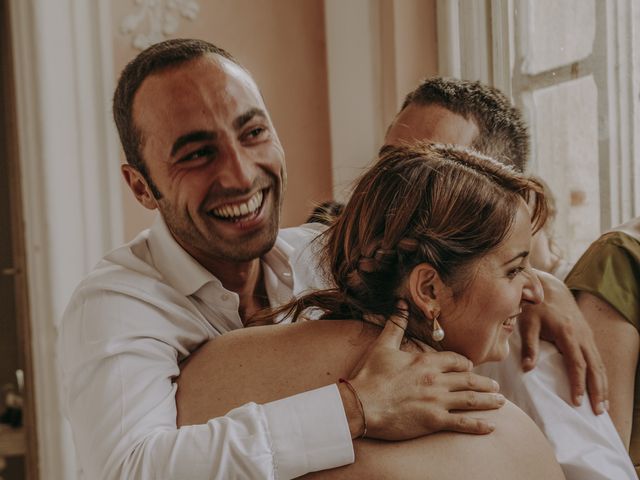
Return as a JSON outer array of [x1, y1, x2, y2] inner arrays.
[[408, 263, 442, 319], [121, 164, 158, 210]]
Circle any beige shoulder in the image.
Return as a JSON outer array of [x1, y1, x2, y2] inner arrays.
[[303, 400, 565, 480]]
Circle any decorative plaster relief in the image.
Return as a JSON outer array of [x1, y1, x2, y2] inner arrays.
[[120, 0, 200, 50]]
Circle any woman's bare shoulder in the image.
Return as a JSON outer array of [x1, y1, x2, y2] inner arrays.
[[303, 400, 565, 480]]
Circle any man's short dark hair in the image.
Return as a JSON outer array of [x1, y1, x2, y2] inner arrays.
[[113, 38, 239, 197], [399, 77, 529, 171]]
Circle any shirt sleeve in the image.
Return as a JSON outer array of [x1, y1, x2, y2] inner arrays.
[[263, 385, 354, 479], [565, 232, 640, 329], [59, 284, 353, 480]]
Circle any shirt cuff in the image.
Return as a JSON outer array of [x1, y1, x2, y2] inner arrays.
[[262, 383, 354, 479]]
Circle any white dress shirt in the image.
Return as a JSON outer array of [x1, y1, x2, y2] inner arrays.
[[475, 331, 637, 480], [59, 216, 351, 480], [60, 214, 635, 480]]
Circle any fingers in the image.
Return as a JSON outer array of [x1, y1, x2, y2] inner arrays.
[[446, 391, 506, 411], [556, 334, 587, 407], [373, 300, 409, 350], [439, 413, 496, 435], [350, 345, 500, 440], [445, 371, 500, 393], [519, 311, 541, 371], [583, 345, 609, 415], [424, 350, 474, 373]]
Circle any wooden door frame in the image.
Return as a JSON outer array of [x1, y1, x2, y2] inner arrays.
[[1, 1, 38, 477], [8, 0, 124, 477]]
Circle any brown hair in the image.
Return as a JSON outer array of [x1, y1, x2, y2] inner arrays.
[[254, 143, 546, 342], [397, 77, 530, 171], [112, 38, 239, 198], [306, 201, 345, 225]]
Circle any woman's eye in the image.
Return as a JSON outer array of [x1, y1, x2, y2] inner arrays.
[[507, 266, 525, 279]]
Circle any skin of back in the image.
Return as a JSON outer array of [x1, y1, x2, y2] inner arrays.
[[177, 320, 565, 480]]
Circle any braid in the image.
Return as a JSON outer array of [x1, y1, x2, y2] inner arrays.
[[247, 143, 547, 340]]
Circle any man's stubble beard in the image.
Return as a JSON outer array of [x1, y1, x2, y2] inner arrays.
[[159, 186, 283, 264]]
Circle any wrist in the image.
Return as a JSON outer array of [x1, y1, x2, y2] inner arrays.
[[337, 379, 367, 439]]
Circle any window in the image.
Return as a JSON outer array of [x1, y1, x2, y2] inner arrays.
[[438, 0, 640, 262]]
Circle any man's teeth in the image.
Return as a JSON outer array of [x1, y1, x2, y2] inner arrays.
[[211, 191, 263, 219]]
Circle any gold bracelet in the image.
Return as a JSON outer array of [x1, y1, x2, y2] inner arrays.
[[339, 378, 367, 439]]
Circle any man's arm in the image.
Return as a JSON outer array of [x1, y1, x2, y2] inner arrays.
[[517, 270, 608, 414], [177, 319, 565, 480], [61, 286, 503, 479], [177, 318, 506, 438], [577, 291, 638, 447], [60, 287, 353, 479]]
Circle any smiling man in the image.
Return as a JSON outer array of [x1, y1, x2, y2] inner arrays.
[[59, 40, 506, 480], [120, 53, 286, 321]]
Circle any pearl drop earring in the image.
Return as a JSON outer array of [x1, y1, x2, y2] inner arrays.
[[431, 313, 445, 342]]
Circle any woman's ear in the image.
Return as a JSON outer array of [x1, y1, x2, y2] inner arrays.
[[408, 263, 442, 319]]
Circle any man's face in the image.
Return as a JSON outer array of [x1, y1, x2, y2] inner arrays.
[[130, 55, 285, 265], [384, 103, 479, 147]]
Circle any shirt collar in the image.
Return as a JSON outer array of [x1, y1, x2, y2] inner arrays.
[[147, 215, 219, 296], [147, 214, 297, 303], [263, 236, 295, 307]]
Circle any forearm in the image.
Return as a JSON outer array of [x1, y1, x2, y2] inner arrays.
[[577, 291, 639, 446], [60, 292, 354, 480], [179, 318, 508, 446], [64, 347, 353, 479], [520, 269, 608, 413], [101, 407, 278, 480]]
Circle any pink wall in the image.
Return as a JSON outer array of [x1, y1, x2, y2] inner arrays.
[[393, 0, 438, 107], [380, 0, 438, 131], [111, 0, 333, 239], [110, 0, 439, 240]]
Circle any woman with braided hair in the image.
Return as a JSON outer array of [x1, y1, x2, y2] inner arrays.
[[174, 143, 609, 479]]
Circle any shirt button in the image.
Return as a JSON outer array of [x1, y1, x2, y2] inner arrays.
[[221, 293, 230, 301]]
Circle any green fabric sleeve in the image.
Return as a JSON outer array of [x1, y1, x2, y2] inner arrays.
[[565, 231, 640, 330]]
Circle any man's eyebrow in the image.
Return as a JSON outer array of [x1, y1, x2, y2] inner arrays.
[[233, 108, 267, 130], [502, 251, 529, 266], [171, 130, 216, 156]]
